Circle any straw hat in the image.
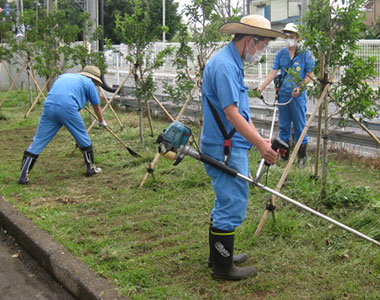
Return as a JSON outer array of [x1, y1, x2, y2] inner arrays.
[[219, 15, 286, 39], [281, 23, 298, 33], [79, 65, 103, 85]]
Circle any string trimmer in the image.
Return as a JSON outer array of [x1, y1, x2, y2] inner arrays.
[[157, 121, 380, 247]]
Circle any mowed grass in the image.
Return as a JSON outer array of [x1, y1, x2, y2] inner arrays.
[[0, 90, 380, 300]]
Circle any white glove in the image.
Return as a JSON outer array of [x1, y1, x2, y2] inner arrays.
[[98, 120, 108, 127]]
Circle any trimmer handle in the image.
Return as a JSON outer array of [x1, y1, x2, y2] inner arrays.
[[264, 138, 289, 166], [272, 137, 288, 151]]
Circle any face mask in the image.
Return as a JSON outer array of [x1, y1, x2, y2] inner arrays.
[[244, 43, 263, 63], [252, 49, 264, 62], [285, 38, 296, 48]]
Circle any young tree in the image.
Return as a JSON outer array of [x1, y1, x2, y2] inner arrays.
[[114, 0, 174, 144], [299, 0, 380, 198], [162, 23, 195, 108], [181, 0, 241, 129], [184, 0, 224, 73], [214, 0, 241, 22], [19, 7, 104, 85], [104, 0, 181, 44]]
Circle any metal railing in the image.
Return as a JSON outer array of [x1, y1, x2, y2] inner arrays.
[[105, 39, 380, 87]]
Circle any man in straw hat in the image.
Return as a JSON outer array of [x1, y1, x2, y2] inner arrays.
[[201, 15, 285, 280], [18, 65, 107, 184], [258, 23, 315, 168]]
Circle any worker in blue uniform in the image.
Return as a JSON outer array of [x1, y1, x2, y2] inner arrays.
[[18, 65, 107, 184], [201, 15, 285, 280], [258, 23, 315, 167]]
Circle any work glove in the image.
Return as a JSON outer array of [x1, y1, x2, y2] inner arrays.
[[98, 120, 108, 127]]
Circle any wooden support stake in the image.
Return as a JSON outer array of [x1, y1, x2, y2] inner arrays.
[[87, 68, 133, 133], [335, 102, 380, 147], [99, 87, 124, 130], [2, 61, 20, 90], [27, 68, 46, 99], [25, 76, 51, 118], [0, 62, 27, 108], [151, 94, 175, 121], [145, 99, 154, 137], [70, 67, 134, 154]]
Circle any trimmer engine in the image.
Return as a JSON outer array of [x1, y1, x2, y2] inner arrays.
[[157, 121, 192, 159]]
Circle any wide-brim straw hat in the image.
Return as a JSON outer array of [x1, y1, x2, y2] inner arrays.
[[219, 15, 286, 39], [79, 65, 103, 85]]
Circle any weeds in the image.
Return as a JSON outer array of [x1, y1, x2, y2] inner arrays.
[[0, 91, 380, 299], [321, 185, 376, 209]]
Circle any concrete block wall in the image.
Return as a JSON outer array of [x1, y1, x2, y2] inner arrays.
[[271, 0, 289, 21]]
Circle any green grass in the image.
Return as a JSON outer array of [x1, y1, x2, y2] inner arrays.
[[1, 90, 380, 299]]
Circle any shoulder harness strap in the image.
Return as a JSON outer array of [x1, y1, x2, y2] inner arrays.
[[206, 97, 235, 162]]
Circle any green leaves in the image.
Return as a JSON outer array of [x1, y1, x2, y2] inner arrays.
[[300, 0, 380, 120], [113, 0, 176, 143], [162, 23, 195, 104], [3, 6, 105, 79], [248, 89, 261, 99]]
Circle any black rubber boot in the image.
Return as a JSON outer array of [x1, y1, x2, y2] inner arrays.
[[298, 144, 307, 168], [207, 221, 248, 268], [210, 228, 257, 280], [81, 146, 102, 176], [18, 151, 39, 184], [279, 141, 290, 161]]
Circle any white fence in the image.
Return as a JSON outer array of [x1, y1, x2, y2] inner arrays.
[[2, 40, 379, 90], [104, 39, 380, 88]]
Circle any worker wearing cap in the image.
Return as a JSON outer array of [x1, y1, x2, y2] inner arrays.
[[18, 66, 107, 184], [258, 23, 315, 167], [201, 15, 285, 280]]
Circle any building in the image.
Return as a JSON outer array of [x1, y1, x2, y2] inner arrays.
[[362, 0, 380, 26], [247, 0, 308, 30]]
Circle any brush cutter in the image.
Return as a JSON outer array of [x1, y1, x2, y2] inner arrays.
[[157, 121, 380, 247]]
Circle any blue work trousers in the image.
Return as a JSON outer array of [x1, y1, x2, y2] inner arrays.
[[278, 93, 308, 144], [27, 104, 92, 155], [201, 143, 250, 231]]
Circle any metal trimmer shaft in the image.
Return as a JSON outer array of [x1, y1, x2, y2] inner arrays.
[[177, 145, 380, 247]]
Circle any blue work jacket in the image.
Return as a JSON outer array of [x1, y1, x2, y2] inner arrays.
[[201, 41, 252, 149], [273, 47, 315, 97], [44, 73, 100, 110]]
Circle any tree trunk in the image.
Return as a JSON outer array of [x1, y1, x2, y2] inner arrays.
[[138, 97, 144, 144], [314, 54, 325, 178], [321, 94, 329, 198], [315, 106, 322, 177], [133, 68, 144, 144]]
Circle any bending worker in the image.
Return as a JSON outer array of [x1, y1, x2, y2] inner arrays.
[[258, 23, 315, 167], [18, 65, 107, 184], [201, 15, 284, 280]]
